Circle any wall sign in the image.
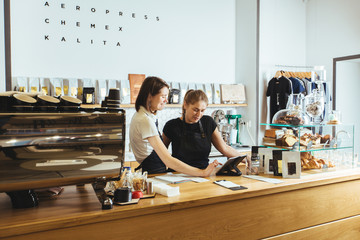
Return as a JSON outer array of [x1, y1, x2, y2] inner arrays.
[[10, 0, 236, 84], [43, 1, 160, 48]]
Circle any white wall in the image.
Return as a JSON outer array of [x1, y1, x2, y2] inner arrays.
[[0, 1, 5, 92], [306, 0, 360, 83], [235, 0, 258, 145], [259, 0, 307, 69], [306, 0, 360, 154], [336, 61, 360, 153], [10, 0, 236, 84], [259, 0, 307, 141]]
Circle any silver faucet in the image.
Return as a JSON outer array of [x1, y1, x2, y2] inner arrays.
[[334, 130, 351, 147]]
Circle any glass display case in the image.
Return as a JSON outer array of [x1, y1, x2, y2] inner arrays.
[[261, 123, 355, 174]]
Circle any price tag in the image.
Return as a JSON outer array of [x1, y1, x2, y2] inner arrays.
[[306, 141, 313, 150], [329, 139, 337, 148]]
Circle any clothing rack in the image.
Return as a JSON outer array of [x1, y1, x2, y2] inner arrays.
[[275, 64, 315, 69]]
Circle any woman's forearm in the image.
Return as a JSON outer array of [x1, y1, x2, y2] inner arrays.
[[165, 156, 205, 176], [223, 145, 244, 158], [148, 135, 209, 177]]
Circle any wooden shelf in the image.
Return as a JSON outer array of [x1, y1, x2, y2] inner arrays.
[[206, 103, 247, 107], [80, 104, 247, 109], [80, 104, 101, 108], [81, 103, 247, 108]]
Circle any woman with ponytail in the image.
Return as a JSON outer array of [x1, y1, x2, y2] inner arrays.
[[162, 89, 242, 169]]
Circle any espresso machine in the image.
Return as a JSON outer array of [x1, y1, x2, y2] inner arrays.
[[0, 106, 126, 209]]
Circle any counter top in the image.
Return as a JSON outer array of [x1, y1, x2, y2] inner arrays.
[[1, 167, 360, 239]]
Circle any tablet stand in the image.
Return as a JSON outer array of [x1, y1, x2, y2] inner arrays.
[[216, 164, 242, 176], [216, 155, 245, 176]]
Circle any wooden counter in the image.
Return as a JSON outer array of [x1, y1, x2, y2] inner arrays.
[[1, 167, 360, 239]]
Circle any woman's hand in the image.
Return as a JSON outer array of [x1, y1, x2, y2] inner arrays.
[[201, 160, 220, 177]]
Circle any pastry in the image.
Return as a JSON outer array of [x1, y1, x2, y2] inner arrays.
[[265, 129, 287, 139], [284, 135, 298, 147], [321, 134, 332, 144], [275, 134, 298, 147], [283, 114, 304, 125], [275, 137, 283, 146], [265, 129, 277, 138], [300, 152, 335, 170], [318, 159, 326, 165], [309, 159, 320, 169], [274, 114, 304, 125], [327, 119, 340, 125], [300, 134, 311, 146], [310, 134, 321, 145], [306, 101, 323, 117]]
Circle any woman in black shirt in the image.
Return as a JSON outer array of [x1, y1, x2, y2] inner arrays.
[[162, 90, 242, 169]]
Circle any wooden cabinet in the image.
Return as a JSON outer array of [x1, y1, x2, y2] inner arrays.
[[1, 167, 360, 239]]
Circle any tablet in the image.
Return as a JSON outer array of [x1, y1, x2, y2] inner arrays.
[[215, 155, 247, 176]]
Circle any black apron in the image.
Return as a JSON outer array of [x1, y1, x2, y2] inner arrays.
[[135, 119, 167, 174], [172, 116, 212, 169]]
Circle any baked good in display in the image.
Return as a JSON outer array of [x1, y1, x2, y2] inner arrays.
[[265, 129, 279, 138], [327, 119, 340, 125], [311, 134, 321, 145], [274, 114, 304, 125], [306, 101, 323, 117], [299, 135, 310, 146], [265, 129, 294, 139], [275, 134, 298, 147], [300, 152, 335, 170], [300, 133, 321, 146], [272, 131, 333, 149], [321, 134, 332, 144]]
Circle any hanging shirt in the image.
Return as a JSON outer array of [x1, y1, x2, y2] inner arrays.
[[266, 76, 292, 122], [303, 78, 312, 95], [289, 77, 306, 94]]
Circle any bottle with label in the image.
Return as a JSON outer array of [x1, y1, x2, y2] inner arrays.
[[246, 146, 260, 175]]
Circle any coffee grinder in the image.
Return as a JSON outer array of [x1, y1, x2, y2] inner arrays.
[[225, 113, 242, 146], [212, 110, 232, 144]]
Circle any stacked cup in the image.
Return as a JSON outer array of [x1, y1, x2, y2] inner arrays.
[[103, 88, 121, 109]]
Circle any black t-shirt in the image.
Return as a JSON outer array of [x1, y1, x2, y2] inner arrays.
[[163, 115, 217, 169], [266, 76, 292, 122]]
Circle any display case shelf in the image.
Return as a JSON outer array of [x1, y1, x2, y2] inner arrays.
[[260, 145, 354, 153], [260, 123, 354, 152], [260, 123, 355, 174]]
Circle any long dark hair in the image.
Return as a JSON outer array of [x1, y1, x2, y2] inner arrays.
[[135, 76, 169, 112]]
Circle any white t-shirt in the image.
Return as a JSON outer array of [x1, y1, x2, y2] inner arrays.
[[130, 106, 159, 163]]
